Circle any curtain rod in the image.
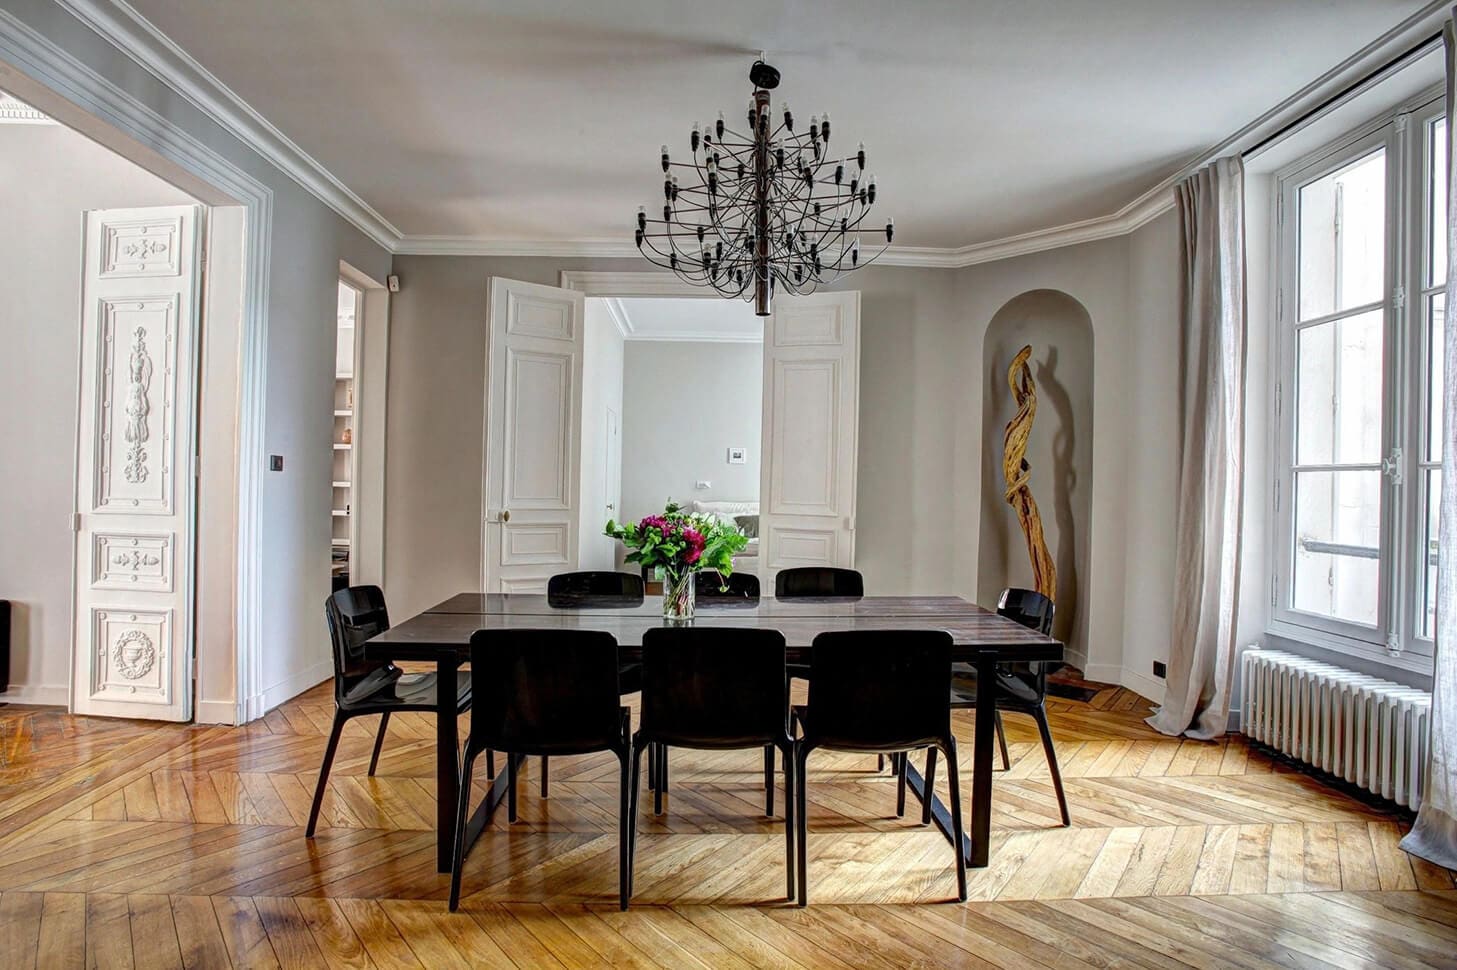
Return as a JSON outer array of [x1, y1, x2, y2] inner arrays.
[[1243, 31, 1444, 158]]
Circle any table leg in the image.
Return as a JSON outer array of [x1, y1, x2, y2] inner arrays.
[[435, 655, 461, 873], [900, 648, 997, 868], [968, 649, 997, 867]]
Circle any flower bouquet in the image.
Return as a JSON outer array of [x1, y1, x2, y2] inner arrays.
[[604, 500, 749, 619]]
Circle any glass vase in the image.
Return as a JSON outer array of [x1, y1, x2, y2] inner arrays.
[[662, 567, 696, 621]]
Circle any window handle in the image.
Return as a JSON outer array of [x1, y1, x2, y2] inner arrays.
[[1381, 447, 1404, 486]]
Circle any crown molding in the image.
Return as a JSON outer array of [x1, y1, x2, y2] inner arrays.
[[0, 91, 54, 123], [53, 0, 403, 250], [602, 297, 634, 338], [52, 0, 1450, 269]]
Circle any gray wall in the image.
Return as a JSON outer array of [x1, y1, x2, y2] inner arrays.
[[619, 340, 762, 523], [383, 257, 964, 620], [977, 291, 1095, 661], [0, 121, 195, 699], [3, 0, 394, 712]]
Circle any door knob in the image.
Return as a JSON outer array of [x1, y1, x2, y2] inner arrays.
[[501, 509, 511, 523]]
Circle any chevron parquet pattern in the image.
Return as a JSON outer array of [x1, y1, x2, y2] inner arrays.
[[1, 678, 1454, 968]]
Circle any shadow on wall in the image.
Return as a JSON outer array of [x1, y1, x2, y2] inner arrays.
[[977, 290, 1094, 663]]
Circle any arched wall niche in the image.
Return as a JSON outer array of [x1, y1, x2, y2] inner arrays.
[[977, 289, 1095, 664]]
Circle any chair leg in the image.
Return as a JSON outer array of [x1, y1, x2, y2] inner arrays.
[[781, 742, 795, 899], [618, 749, 631, 911], [895, 751, 908, 818], [647, 741, 657, 791], [368, 711, 390, 776], [540, 755, 549, 798], [943, 738, 968, 902], [921, 747, 938, 826], [795, 745, 810, 906], [995, 711, 1010, 771], [628, 742, 644, 899], [448, 749, 477, 911], [306, 710, 347, 838], [877, 753, 885, 773], [764, 744, 775, 817], [1033, 705, 1071, 826], [507, 752, 519, 823], [486, 749, 495, 780], [654, 744, 668, 816]]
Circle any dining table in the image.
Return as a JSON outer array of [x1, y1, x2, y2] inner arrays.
[[364, 591, 1063, 874]]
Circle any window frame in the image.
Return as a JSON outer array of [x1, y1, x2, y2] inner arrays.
[[1268, 89, 1443, 674]]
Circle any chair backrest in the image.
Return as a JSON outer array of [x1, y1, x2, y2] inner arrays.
[[547, 571, 644, 607], [696, 570, 761, 601], [639, 627, 787, 747], [324, 586, 395, 705], [998, 587, 1054, 635], [467, 629, 624, 754], [804, 630, 953, 750], [774, 567, 864, 598], [997, 587, 1057, 689]]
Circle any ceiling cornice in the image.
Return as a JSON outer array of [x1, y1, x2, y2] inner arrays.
[[601, 297, 634, 338], [55, 0, 1450, 269], [53, 0, 403, 250]]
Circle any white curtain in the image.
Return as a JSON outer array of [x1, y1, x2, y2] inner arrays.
[[1148, 156, 1247, 741], [1400, 14, 1457, 872]]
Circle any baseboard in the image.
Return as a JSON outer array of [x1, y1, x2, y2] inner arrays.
[[0, 683, 68, 706], [1081, 663, 1123, 685], [195, 699, 239, 725], [248, 660, 333, 721], [1060, 646, 1089, 674], [1118, 668, 1167, 706]]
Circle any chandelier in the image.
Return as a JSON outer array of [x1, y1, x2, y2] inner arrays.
[[634, 57, 893, 316]]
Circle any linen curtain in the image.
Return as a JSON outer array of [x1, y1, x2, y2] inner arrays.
[[1147, 156, 1247, 741], [1400, 13, 1457, 872]]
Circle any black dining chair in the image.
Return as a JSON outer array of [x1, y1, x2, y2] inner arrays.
[[774, 566, 864, 599], [450, 628, 634, 911], [900, 587, 1070, 828], [307, 586, 472, 838], [695, 570, 761, 601], [547, 570, 644, 608], [792, 629, 966, 905], [538, 571, 646, 798], [629, 627, 795, 900]]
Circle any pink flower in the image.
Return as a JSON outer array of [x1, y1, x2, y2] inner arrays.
[[681, 528, 705, 565]]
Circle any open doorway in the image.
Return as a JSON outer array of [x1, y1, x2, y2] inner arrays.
[[331, 281, 359, 589], [578, 297, 765, 579], [0, 91, 210, 719]]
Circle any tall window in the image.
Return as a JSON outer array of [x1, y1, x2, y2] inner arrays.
[[1273, 96, 1446, 670]]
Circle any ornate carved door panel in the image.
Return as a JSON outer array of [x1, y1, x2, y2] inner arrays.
[[72, 205, 202, 720]]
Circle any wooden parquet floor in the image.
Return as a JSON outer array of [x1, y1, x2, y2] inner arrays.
[[1, 680, 1454, 968]]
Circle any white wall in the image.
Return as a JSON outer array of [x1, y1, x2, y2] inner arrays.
[[2, 0, 394, 716], [619, 340, 762, 523], [0, 120, 195, 704], [578, 298, 625, 570]]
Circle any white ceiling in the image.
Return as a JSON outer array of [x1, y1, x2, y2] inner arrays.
[[609, 297, 763, 342], [125, 0, 1431, 251]]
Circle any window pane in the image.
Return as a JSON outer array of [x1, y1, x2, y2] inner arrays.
[[1299, 148, 1386, 320], [1431, 293, 1446, 463], [1292, 469, 1381, 625], [1295, 309, 1383, 465], [1423, 468, 1440, 640], [1431, 117, 1447, 288]]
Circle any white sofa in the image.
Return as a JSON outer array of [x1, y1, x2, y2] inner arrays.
[[691, 499, 760, 559]]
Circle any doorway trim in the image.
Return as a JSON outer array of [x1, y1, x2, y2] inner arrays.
[[338, 261, 389, 589], [560, 271, 713, 299], [0, 9, 274, 723]]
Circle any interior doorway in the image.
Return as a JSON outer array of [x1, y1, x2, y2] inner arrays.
[[477, 273, 861, 595], [332, 280, 360, 589], [0, 91, 212, 720]]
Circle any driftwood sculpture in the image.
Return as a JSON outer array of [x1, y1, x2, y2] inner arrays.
[[1003, 345, 1057, 603]]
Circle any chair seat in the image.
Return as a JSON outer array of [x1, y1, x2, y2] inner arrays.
[[619, 662, 644, 695], [340, 669, 471, 713], [949, 670, 1039, 707], [791, 704, 940, 753]]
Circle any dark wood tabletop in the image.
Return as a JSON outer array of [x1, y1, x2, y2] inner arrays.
[[368, 593, 1063, 663]]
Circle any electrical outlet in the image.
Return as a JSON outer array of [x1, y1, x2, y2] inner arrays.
[[695, 480, 711, 489], [1152, 661, 1167, 679], [269, 454, 284, 472]]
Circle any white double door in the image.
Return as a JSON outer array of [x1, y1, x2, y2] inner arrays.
[[481, 279, 859, 593], [72, 205, 203, 720]]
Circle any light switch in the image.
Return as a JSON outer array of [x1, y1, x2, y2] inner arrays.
[[695, 480, 711, 489]]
